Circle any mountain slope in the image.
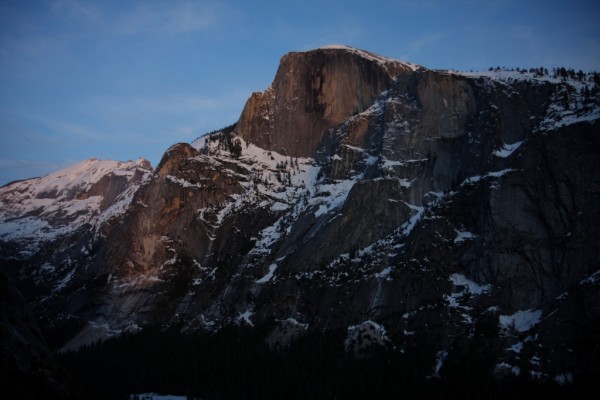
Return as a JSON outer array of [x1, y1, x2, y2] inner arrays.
[[0, 157, 152, 251], [1, 47, 599, 384]]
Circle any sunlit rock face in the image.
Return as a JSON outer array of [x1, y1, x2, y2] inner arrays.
[[236, 46, 419, 157], [2, 46, 600, 382]]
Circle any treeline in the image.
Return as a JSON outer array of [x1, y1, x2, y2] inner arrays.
[[191, 123, 241, 156], [58, 326, 583, 400], [204, 130, 243, 157], [194, 123, 238, 142], [488, 65, 600, 84]]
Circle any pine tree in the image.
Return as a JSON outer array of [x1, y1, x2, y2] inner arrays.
[[230, 138, 242, 158], [580, 85, 591, 102], [559, 67, 568, 79], [562, 90, 570, 110]]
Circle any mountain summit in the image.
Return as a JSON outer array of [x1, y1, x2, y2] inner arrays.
[[236, 46, 420, 157], [1, 47, 600, 393]]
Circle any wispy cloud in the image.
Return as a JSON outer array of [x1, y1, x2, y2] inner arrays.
[[409, 32, 445, 53], [2, 112, 114, 143], [51, 0, 220, 36], [394, 32, 446, 62], [84, 90, 249, 126], [113, 2, 218, 35], [88, 94, 221, 118], [51, 0, 104, 23]]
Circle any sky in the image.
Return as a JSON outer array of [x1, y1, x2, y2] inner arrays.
[[1, 0, 599, 185]]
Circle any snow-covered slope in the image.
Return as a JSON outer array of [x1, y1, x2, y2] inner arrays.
[[190, 134, 360, 250], [0, 157, 152, 254], [456, 68, 600, 130]]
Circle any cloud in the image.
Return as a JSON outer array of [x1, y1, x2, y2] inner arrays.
[[62, 89, 250, 143], [409, 32, 445, 52], [113, 2, 218, 35], [51, 0, 104, 23], [52, 0, 220, 36], [3, 112, 113, 143], [86, 93, 235, 122]]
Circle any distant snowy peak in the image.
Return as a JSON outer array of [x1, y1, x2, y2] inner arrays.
[[0, 157, 152, 248], [1, 157, 151, 203]]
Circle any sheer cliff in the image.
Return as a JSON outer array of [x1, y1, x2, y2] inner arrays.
[[1, 46, 599, 384], [236, 46, 420, 157]]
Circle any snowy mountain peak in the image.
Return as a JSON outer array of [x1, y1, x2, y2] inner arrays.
[[26, 158, 151, 196], [0, 157, 152, 252]]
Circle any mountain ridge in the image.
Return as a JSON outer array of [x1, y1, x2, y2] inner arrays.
[[1, 46, 600, 388]]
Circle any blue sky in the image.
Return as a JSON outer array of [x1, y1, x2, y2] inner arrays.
[[1, 0, 599, 185]]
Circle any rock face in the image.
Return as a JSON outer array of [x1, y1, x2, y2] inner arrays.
[[236, 46, 419, 157], [1, 46, 600, 383]]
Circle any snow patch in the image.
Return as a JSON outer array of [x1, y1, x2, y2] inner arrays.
[[554, 372, 574, 385], [461, 168, 516, 186], [375, 266, 393, 280], [507, 342, 524, 353], [162, 254, 178, 267], [398, 178, 412, 188], [310, 178, 357, 217], [496, 362, 521, 376], [454, 229, 476, 243], [53, 268, 76, 293], [433, 351, 448, 377], [499, 309, 543, 333], [579, 268, 600, 286], [493, 141, 523, 158], [256, 264, 278, 284], [314, 204, 329, 217], [271, 202, 288, 211], [400, 203, 424, 237], [449, 273, 491, 295], [237, 310, 254, 327], [345, 320, 390, 354], [444, 274, 491, 321], [166, 175, 203, 188]]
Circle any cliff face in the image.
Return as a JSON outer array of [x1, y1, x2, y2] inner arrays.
[[2, 46, 600, 382], [236, 46, 419, 157]]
